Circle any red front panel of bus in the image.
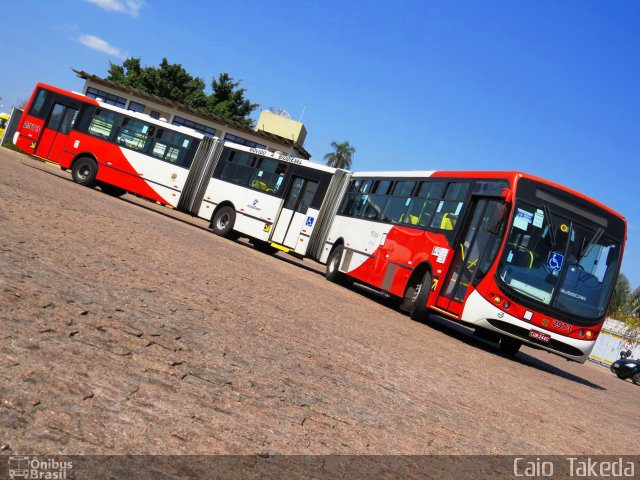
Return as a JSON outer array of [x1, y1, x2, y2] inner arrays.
[[15, 115, 45, 155]]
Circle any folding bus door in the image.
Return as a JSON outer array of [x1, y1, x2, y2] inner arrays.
[[270, 176, 319, 251], [35, 102, 80, 163], [435, 198, 505, 316]]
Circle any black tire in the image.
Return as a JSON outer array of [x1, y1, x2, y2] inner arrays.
[[326, 245, 346, 283], [498, 336, 522, 356], [632, 373, 640, 386], [211, 206, 236, 238], [408, 271, 432, 321], [71, 157, 98, 187], [100, 183, 126, 197], [253, 240, 279, 255]]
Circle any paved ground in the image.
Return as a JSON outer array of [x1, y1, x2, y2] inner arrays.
[[1, 148, 638, 456]]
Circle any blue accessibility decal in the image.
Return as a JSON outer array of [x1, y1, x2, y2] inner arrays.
[[305, 216, 315, 227], [546, 251, 564, 272]]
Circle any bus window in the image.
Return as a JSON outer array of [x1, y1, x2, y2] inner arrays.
[[430, 182, 470, 231], [217, 150, 288, 195], [382, 181, 416, 223], [250, 158, 287, 193], [363, 193, 388, 220], [28, 89, 49, 118], [150, 130, 194, 168], [88, 108, 122, 140], [116, 118, 154, 152], [401, 181, 445, 226]]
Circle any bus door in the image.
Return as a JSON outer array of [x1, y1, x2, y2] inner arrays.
[[436, 198, 505, 316], [270, 176, 318, 249], [35, 102, 80, 162]]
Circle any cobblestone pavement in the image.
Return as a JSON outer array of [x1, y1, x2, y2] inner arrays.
[[1, 148, 638, 455]]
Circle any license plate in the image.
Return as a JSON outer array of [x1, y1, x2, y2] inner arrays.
[[529, 329, 551, 343]]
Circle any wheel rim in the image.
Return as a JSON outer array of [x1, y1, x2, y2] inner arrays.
[[78, 164, 90, 179], [329, 252, 339, 273], [411, 283, 421, 303], [216, 213, 229, 230]]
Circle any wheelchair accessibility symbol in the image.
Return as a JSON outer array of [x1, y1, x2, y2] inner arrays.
[[305, 216, 315, 227], [546, 252, 564, 272]]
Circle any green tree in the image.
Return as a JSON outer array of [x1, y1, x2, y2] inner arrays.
[[324, 141, 355, 170], [107, 57, 258, 127], [207, 73, 259, 127], [609, 273, 631, 317]]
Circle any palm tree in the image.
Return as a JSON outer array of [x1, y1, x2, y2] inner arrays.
[[324, 141, 355, 170]]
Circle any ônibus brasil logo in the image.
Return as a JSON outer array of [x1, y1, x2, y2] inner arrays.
[[8, 456, 72, 479]]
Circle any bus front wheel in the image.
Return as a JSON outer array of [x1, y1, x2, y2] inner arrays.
[[211, 206, 236, 238], [498, 336, 522, 356], [408, 271, 432, 322], [71, 157, 98, 187]]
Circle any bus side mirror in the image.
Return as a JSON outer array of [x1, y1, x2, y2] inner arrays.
[[488, 201, 509, 235], [501, 188, 513, 204]]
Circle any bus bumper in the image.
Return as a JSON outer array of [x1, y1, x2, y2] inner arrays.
[[461, 290, 593, 363]]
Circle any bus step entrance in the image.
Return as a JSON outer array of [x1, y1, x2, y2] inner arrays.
[[270, 243, 290, 253]]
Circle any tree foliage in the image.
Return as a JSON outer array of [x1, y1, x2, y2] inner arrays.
[[610, 273, 631, 315], [324, 141, 356, 170], [609, 273, 640, 327], [107, 57, 258, 127]]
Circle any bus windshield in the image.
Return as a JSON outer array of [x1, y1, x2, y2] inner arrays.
[[497, 200, 621, 321]]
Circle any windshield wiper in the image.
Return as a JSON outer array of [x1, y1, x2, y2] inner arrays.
[[543, 204, 556, 247], [578, 227, 604, 261]]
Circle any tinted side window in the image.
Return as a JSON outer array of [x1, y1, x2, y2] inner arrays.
[[87, 108, 123, 140], [401, 181, 446, 226], [430, 182, 470, 231], [28, 89, 49, 118], [216, 149, 288, 195]]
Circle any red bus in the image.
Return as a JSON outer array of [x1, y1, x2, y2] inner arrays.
[[14, 82, 205, 205], [318, 171, 626, 362]]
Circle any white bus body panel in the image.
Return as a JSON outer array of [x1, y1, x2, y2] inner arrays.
[[462, 289, 592, 362], [124, 150, 190, 207], [198, 179, 284, 241], [320, 215, 394, 272]]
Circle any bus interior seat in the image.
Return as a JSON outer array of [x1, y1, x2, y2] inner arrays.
[[440, 213, 457, 230], [251, 179, 270, 192]]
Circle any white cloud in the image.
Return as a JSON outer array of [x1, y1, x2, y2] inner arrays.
[[78, 34, 126, 58], [85, 0, 144, 17]]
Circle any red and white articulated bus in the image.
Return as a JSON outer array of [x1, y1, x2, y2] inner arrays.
[[14, 82, 627, 362], [14, 82, 349, 257], [318, 171, 626, 362]]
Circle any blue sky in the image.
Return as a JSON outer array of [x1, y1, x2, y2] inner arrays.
[[1, 0, 639, 288]]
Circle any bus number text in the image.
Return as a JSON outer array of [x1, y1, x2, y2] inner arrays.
[[23, 121, 41, 133]]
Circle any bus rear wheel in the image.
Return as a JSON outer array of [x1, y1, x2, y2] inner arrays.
[[211, 206, 236, 238], [326, 245, 346, 283], [71, 157, 98, 187]]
